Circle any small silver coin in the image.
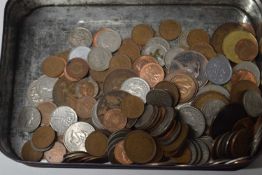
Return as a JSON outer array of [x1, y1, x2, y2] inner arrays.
[[197, 84, 230, 99], [142, 43, 167, 66], [64, 122, 95, 152], [164, 47, 185, 69], [243, 90, 262, 117], [179, 106, 206, 138], [178, 31, 189, 49], [36, 75, 57, 101], [196, 139, 210, 165], [146, 37, 170, 50], [87, 47, 112, 71], [169, 51, 208, 87], [68, 27, 93, 47], [95, 28, 122, 52], [50, 106, 78, 135], [205, 54, 232, 85], [68, 46, 91, 62], [18, 106, 41, 132], [120, 77, 150, 103], [27, 80, 44, 106]]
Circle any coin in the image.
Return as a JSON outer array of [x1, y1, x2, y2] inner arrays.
[[110, 54, 132, 70], [191, 140, 202, 164], [142, 43, 167, 66], [159, 19, 181, 41], [114, 140, 133, 165], [64, 122, 95, 152], [187, 29, 209, 47], [44, 142, 66, 163], [89, 69, 109, 83], [147, 37, 170, 50], [171, 145, 192, 164], [233, 117, 254, 131], [179, 106, 205, 138], [132, 24, 154, 45], [120, 94, 144, 119], [205, 54, 232, 85], [124, 130, 156, 163], [120, 77, 150, 103], [87, 47, 112, 71], [36, 75, 58, 101], [188, 141, 198, 164], [231, 69, 257, 86], [93, 28, 122, 52], [197, 84, 230, 99], [68, 46, 91, 62], [196, 139, 210, 165], [102, 108, 127, 133], [133, 55, 158, 74], [65, 58, 89, 81], [243, 90, 262, 117], [74, 96, 96, 119], [18, 106, 41, 132], [118, 38, 141, 62], [50, 106, 78, 135], [164, 47, 185, 69], [27, 80, 45, 106], [37, 102, 57, 126], [155, 81, 180, 106], [75, 77, 99, 98], [85, 130, 108, 157], [31, 126, 56, 150], [135, 105, 154, 129], [41, 56, 66, 78], [68, 27, 93, 47], [139, 63, 164, 87], [235, 38, 258, 61], [169, 51, 208, 87], [190, 42, 217, 60], [146, 89, 173, 107], [21, 141, 43, 161], [178, 31, 190, 49]]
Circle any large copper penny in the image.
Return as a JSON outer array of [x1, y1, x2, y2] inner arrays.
[[44, 142, 66, 163], [110, 54, 132, 70], [74, 96, 96, 119], [132, 24, 154, 45], [139, 63, 164, 87], [85, 130, 108, 157], [21, 141, 43, 161], [235, 38, 258, 61], [102, 108, 127, 133], [114, 140, 133, 165], [133, 55, 158, 74], [159, 19, 182, 41], [37, 101, 57, 126], [41, 56, 66, 78], [65, 58, 89, 81], [187, 29, 209, 47], [155, 81, 180, 106], [120, 94, 144, 119], [31, 126, 56, 150], [231, 69, 257, 86], [118, 38, 141, 62]]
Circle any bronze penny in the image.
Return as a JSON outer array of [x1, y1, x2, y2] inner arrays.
[[235, 38, 258, 61], [21, 141, 43, 161], [133, 55, 158, 74], [66, 58, 89, 81], [231, 69, 257, 86], [139, 63, 164, 87], [85, 130, 108, 157], [31, 126, 56, 150], [171, 145, 192, 164], [159, 19, 182, 41], [63, 66, 78, 82], [89, 69, 110, 83], [37, 101, 57, 126], [155, 81, 180, 106], [114, 140, 133, 165], [110, 54, 132, 70], [150, 143, 164, 163], [187, 29, 209, 47], [132, 24, 154, 45], [233, 117, 254, 131], [41, 56, 66, 78], [75, 78, 99, 98], [120, 94, 144, 119], [102, 108, 127, 133], [190, 42, 217, 59], [124, 130, 156, 163], [74, 96, 96, 119], [118, 38, 141, 62], [44, 142, 66, 163]]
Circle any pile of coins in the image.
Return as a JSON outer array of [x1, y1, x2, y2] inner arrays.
[[17, 20, 262, 166]]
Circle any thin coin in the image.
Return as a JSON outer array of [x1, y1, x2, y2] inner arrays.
[[41, 56, 66, 78], [18, 106, 41, 132], [139, 63, 164, 87], [196, 139, 210, 165], [68, 27, 93, 47], [27, 80, 45, 106], [102, 108, 127, 133], [159, 19, 181, 41], [85, 130, 108, 157], [118, 38, 141, 62], [68, 46, 91, 62], [132, 24, 154, 45], [164, 47, 185, 69], [133, 55, 158, 74], [36, 75, 58, 101], [121, 94, 144, 119], [235, 38, 258, 61], [146, 89, 173, 107], [114, 140, 133, 165], [243, 90, 262, 117], [21, 141, 43, 161], [87, 47, 112, 71], [44, 142, 66, 163], [155, 81, 180, 106], [187, 29, 209, 47], [110, 54, 132, 70], [135, 104, 154, 129], [231, 69, 257, 86], [37, 102, 57, 126], [190, 42, 216, 60], [74, 96, 96, 119], [31, 126, 56, 150], [65, 58, 89, 81]]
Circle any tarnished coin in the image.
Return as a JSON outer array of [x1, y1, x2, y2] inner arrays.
[[155, 81, 180, 106], [132, 24, 154, 45], [121, 94, 144, 119], [50, 106, 78, 135], [27, 80, 45, 106], [102, 108, 127, 133], [233, 117, 254, 131], [68, 46, 91, 62], [142, 43, 167, 66], [206, 54, 232, 85], [195, 139, 210, 165], [171, 144, 192, 164], [18, 106, 41, 132], [235, 38, 258, 61], [164, 47, 185, 69], [85, 130, 108, 157], [231, 69, 257, 86], [37, 75, 58, 100], [120, 77, 150, 103], [21, 141, 43, 161], [159, 19, 181, 41], [93, 28, 122, 52], [187, 29, 209, 47], [169, 51, 208, 87], [68, 27, 93, 47], [74, 96, 96, 119], [44, 141, 66, 163], [41, 56, 66, 78], [139, 63, 164, 87], [64, 122, 95, 152], [178, 31, 190, 49], [37, 101, 57, 126], [118, 38, 141, 62], [191, 42, 217, 60], [135, 105, 154, 129], [147, 37, 170, 50], [243, 90, 262, 117], [31, 126, 56, 150], [133, 55, 158, 74], [66, 58, 89, 81], [75, 77, 99, 98], [146, 89, 173, 107], [179, 106, 206, 138], [197, 84, 230, 99], [114, 140, 133, 165], [87, 47, 112, 71], [110, 54, 132, 70]]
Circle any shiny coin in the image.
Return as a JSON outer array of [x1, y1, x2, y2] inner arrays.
[[133, 55, 158, 74], [197, 84, 230, 99], [75, 77, 99, 98], [118, 38, 141, 62], [132, 24, 154, 45], [187, 29, 209, 47], [155, 81, 180, 106], [121, 94, 144, 119], [64, 122, 95, 152], [190, 42, 216, 60], [87, 47, 112, 71], [114, 140, 133, 165], [31, 126, 56, 150], [231, 69, 257, 86], [139, 63, 164, 87], [65, 58, 89, 81], [27, 80, 45, 106], [159, 19, 181, 41], [68, 46, 91, 62], [37, 101, 57, 126], [146, 89, 173, 107], [21, 141, 43, 161], [147, 37, 170, 50], [164, 47, 185, 69], [235, 38, 258, 61], [37, 75, 58, 100], [142, 43, 167, 66], [102, 108, 127, 133], [44, 141, 66, 163], [41, 56, 66, 78], [206, 54, 232, 85], [68, 27, 93, 47], [85, 130, 108, 157], [18, 106, 41, 132], [243, 90, 262, 117], [50, 106, 78, 135]]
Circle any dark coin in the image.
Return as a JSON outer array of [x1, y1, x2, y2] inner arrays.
[[135, 104, 154, 129], [155, 81, 180, 106], [146, 89, 173, 107]]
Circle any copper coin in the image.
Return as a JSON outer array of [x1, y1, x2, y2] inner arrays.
[[120, 94, 144, 119], [75, 77, 99, 98], [103, 69, 137, 93], [150, 143, 164, 163], [74, 96, 96, 119], [41, 56, 66, 78], [31, 126, 56, 150], [231, 69, 257, 86], [233, 117, 254, 131], [235, 38, 258, 61], [65, 58, 89, 81], [102, 108, 127, 132], [139, 63, 164, 87], [63, 66, 78, 82], [55, 49, 70, 62], [190, 42, 217, 59], [159, 19, 182, 41], [44, 142, 66, 163], [118, 38, 141, 62], [187, 29, 209, 47], [85, 130, 108, 157], [133, 55, 158, 74], [155, 81, 180, 106], [89, 69, 110, 83], [132, 24, 154, 45], [21, 140, 43, 161], [114, 140, 133, 165], [166, 71, 198, 103], [171, 144, 192, 164], [240, 23, 256, 36], [37, 101, 57, 126], [110, 54, 132, 70], [124, 130, 156, 163]]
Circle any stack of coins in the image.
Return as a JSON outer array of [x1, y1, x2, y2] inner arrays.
[[18, 20, 262, 166]]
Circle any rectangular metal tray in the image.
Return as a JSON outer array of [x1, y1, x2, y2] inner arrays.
[[1, 0, 262, 170]]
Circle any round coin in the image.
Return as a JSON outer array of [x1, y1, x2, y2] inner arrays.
[[102, 108, 127, 133], [21, 141, 43, 161], [146, 89, 173, 107], [68, 27, 93, 47], [121, 94, 144, 119], [132, 24, 154, 45], [231, 69, 257, 86], [74, 96, 96, 119], [75, 77, 99, 98], [243, 90, 262, 117], [85, 130, 108, 157], [36, 75, 58, 101], [118, 38, 141, 62], [142, 43, 167, 66], [190, 42, 217, 60], [68, 46, 91, 62], [18, 106, 41, 132], [31, 126, 56, 150], [187, 29, 209, 47], [235, 38, 258, 61], [110, 54, 132, 70], [87, 47, 112, 71], [65, 58, 89, 81], [155, 81, 180, 106], [139, 63, 164, 87], [37, 101, 57, 126], [147, 37, 170, 50], [197, 84, 230, 99], [164, 47, 185, 69], [133, 55, 158, 74], [114, 140, 133, 165], [41, 56, 66, 78], [159, 19, 181, 41], [44, 141, 66, 163]]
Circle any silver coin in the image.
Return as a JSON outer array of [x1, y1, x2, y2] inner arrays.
[[251, 124, 262, 156], [196, 139, 210, 165], [192, 140, 202, 164], [68, 46, 91, 61], [188, 140, 197, 165], [206, 54, 232, 85], [233, 61, 260, 86], [243, 90, 262, 117], [64, 122, 95, 152], [36, 75, 57, 100], [197, 84, 230, 99], [50, 106, 78, 135], [169, 51, 208, 87], [178, 30, 189, 49], [179, 106, 206, 138], [164, 47, 185, 69], [10, 130, 31, 158], [18, 106, 41, 132], [142, 43, 167, 66], [68, 27, 93, 47], [91, 100, 105, 130], [199, 136, 213, 152], [27, 80, 44, 106], [146, 37, 170, 50], [120, 77, 150, 103], [95, 28, 122, 52], [87, 47, 112, 71], [75, 76, 99, 98]]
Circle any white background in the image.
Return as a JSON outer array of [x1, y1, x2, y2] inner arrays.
[[0, 0, 262, 174]]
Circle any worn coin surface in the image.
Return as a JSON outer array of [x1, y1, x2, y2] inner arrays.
[[87, 47, 112, 71], [27, 80, 45, 106], [74, 96, 96, 119], [146, 89, 173, 107], [187, 29, 209, 47], [243, 90, 262, 117], [191, 42, 217, 60], [114, 140, 133, 165], [155, 81, 180, 106], [164, 47, 185, 69], [197, 84, 230, 99], [75, 77, 99, 98], [64, 122, 95, 152], [68, 46, 91, 62], [147, 37, 170, 50], [31, 126, 56, 150], [102, 108, 127, 133], [133, 55, 158, 74], [142, 43, 167, 66], [132, 24, 154, 45], [231, 69, 257, 86], [18, 106, 41, 132], [37, 75, 58, 100], [66, 58, 89, 81], [118, 38, 141, 62], [139, 63, 164, 87], [159, 19, 181, 41], [68, 27, 93, 47], [37, 101, 57, 126], [235, 38, 258, 61], [21, 141, 43, 161], [44, 141, 66, 163], [121, 94, 144, 119], [85, 130, 108, 157], [41, 56, 66, 78], [110, 54, 132, 70], [178, 31, 190, 49]]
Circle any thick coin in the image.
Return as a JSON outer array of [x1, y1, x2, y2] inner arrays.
[[118, 38, 141, 62], [87, 47, 112, 71], [121, 94, 144, 119], [68, 46, 91, 62], [64, 122, 95, 152], [235, 38, 258, 61], [190, 42, 217, 60], [31, 126, 56, 150], [133, 55, 158, 74], [18, 106, 41, 132], [102, 108, 127, 133], [164, 47, 185, 69], [139, 63, 164, 87], [36, 75, 58, 101], [231, 69, 257, 86], [74, 96, 96, 119], [37, 101, 57, 126], [114, 140, 133, 165], [68, 27, 93, 47], [146, 89, 173, 107], [155, 81, 180, 106], [44, 141, 66, 163], [132, 24, 154, 45], [187, 29, 209, 47], [66, 58, 89, 81], [159, 19, 181, 41], [142, 43, 167, 66], [41, 56, 66, 78], [21, 141, 43, 161], [85, 130, 108, 157], [75, 77, 99, 98], [243, 90, 262, 117]]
